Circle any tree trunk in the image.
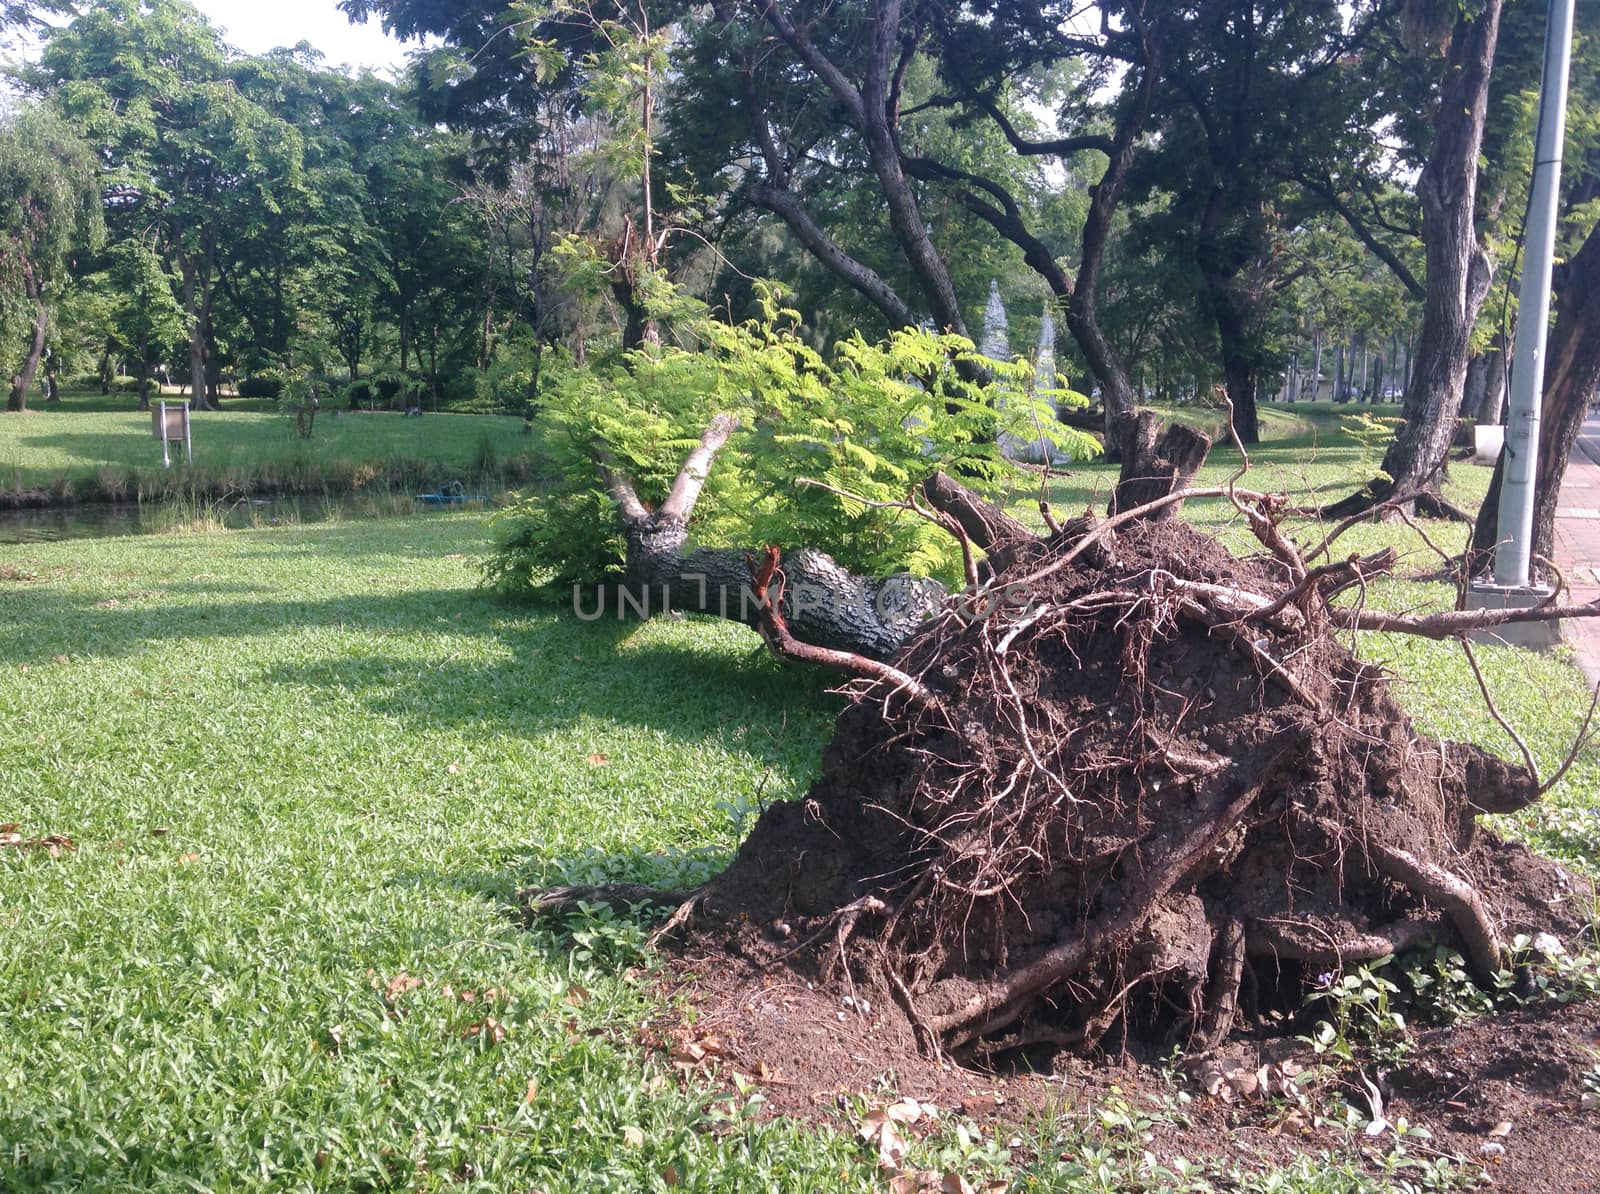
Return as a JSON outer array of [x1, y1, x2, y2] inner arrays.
[[1327, 2, 1502, 515], [1461, 352, 1490, 421], [187, 320, 207, 413], [747, 183, 916, 329], [1471, 215, 1600, 568], [1111, 412, 1212, 520], [1202, 262, 1260, 443], [1311, 328, 1324, 400], [753, 0, 968, 336], [1066, 16, 1164, 440], [6, 269, 48, 412], [592, 414, 950, 659]]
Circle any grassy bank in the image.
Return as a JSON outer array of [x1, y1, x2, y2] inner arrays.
[[1135, 399, 1404, 446], [1, 437, 1596, 1190], [0, 391, 541, 506]]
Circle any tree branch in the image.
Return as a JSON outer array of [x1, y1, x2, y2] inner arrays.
[[659, 412, 739, 523], [746, 182, 918, 327]]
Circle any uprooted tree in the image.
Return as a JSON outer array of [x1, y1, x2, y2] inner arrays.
[[505, 312, 1600, 1061]]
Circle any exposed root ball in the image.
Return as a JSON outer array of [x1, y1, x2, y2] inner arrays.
[[687, 519, 1576, 1059]]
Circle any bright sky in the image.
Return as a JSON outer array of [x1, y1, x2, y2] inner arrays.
[[190, 0, 418, 74]]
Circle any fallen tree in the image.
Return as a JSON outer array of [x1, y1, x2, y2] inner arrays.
[[531, 406, 1600, 1062]]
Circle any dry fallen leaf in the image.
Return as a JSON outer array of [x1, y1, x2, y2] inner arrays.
[[463, 1017, 506, 1045], [670, 1040, 706, 1067], [585, 753, 609, 766], [523, 1077, 539, 1104], [662, 1163, 680, 1186], [385, 973, 425, 1003], [621, 1125, 645, 1148], [857, 1109, 908, 1171], [150, 826, 170, 837], [885, 1098, 924, 1126], [565, 984, 590, 1007], [446, 762, 460, 775], [1488, 1120, 1513, 1138], [178, 851, 201, 864]]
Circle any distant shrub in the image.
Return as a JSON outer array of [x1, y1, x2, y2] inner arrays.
[[345, 380, 375, 409], [238, 376, 283, 399]]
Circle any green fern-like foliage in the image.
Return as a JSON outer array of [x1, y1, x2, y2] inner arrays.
[[485, 284, 1097, 595]]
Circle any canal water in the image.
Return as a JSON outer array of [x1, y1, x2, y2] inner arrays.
[[0, 492, 490, 545]]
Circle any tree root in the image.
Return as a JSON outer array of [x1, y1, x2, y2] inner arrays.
[[1247, 917, 1443, 966], [1366, 841, 1502, 980], [922, 719, 1306, 1047], [1200, 917, 1246, 1049]]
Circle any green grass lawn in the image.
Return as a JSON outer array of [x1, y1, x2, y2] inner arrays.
[[1, 389, 539, 504], [1, 427, 1596, 1191], [1136, 399, 1404, 447]]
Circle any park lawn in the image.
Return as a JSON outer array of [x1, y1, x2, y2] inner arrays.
[[1134, 399, 1404, 447], [1, 389, 538, 504], [1, 437, 1597, 1191], [0, 512, 876, 1192]]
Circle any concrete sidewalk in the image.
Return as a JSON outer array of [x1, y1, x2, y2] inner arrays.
[[1551, 414, 1600, 682]]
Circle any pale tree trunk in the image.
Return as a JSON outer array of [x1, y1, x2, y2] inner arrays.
[[1481, 343, 1508, 424], [6, 265, 47, 412], [1328, 2, 1502, 515], [591, 414, 952, 658]]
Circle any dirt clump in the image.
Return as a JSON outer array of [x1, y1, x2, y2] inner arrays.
[[682, 516, 1580, 1063]]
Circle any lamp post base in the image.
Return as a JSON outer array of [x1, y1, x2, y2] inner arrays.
[[1465, 580, 1560, 648]]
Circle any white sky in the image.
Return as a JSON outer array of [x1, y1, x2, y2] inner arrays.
[[189, 0, 418, 74], [1, 0, 422, 77]]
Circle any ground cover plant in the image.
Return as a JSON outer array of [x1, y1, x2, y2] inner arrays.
[[0, 391, 539, 506], [3, 419, 1600, 1190]]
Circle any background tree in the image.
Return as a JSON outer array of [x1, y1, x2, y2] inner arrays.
[[31, 0, 306, 411], [0, 103, 102, 412]]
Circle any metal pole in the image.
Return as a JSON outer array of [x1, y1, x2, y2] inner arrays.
[[1494, 0, 1576, 588]]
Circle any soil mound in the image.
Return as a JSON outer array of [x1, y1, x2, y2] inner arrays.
[[687, 517, 1578, 1061]]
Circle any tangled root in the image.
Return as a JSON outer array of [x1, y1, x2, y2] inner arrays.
[[683, 517, 1575, 1059]]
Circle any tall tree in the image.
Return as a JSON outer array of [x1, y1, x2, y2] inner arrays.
[[0, 104, 102, 411], [1319, 0, 1506, 513], [30, 0, 305, 410]]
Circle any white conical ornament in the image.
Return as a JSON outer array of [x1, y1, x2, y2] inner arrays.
[[980, 280, 1009, 362]]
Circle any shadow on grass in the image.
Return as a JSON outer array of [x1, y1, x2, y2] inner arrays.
[[394, 841, 734, 925], [0, 578, 837, 741]]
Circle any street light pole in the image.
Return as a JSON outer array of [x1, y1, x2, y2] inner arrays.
[[1493, 0, 1577, 589]]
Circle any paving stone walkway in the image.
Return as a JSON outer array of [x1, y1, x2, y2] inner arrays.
[[1553, 415, 1600, 683]]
